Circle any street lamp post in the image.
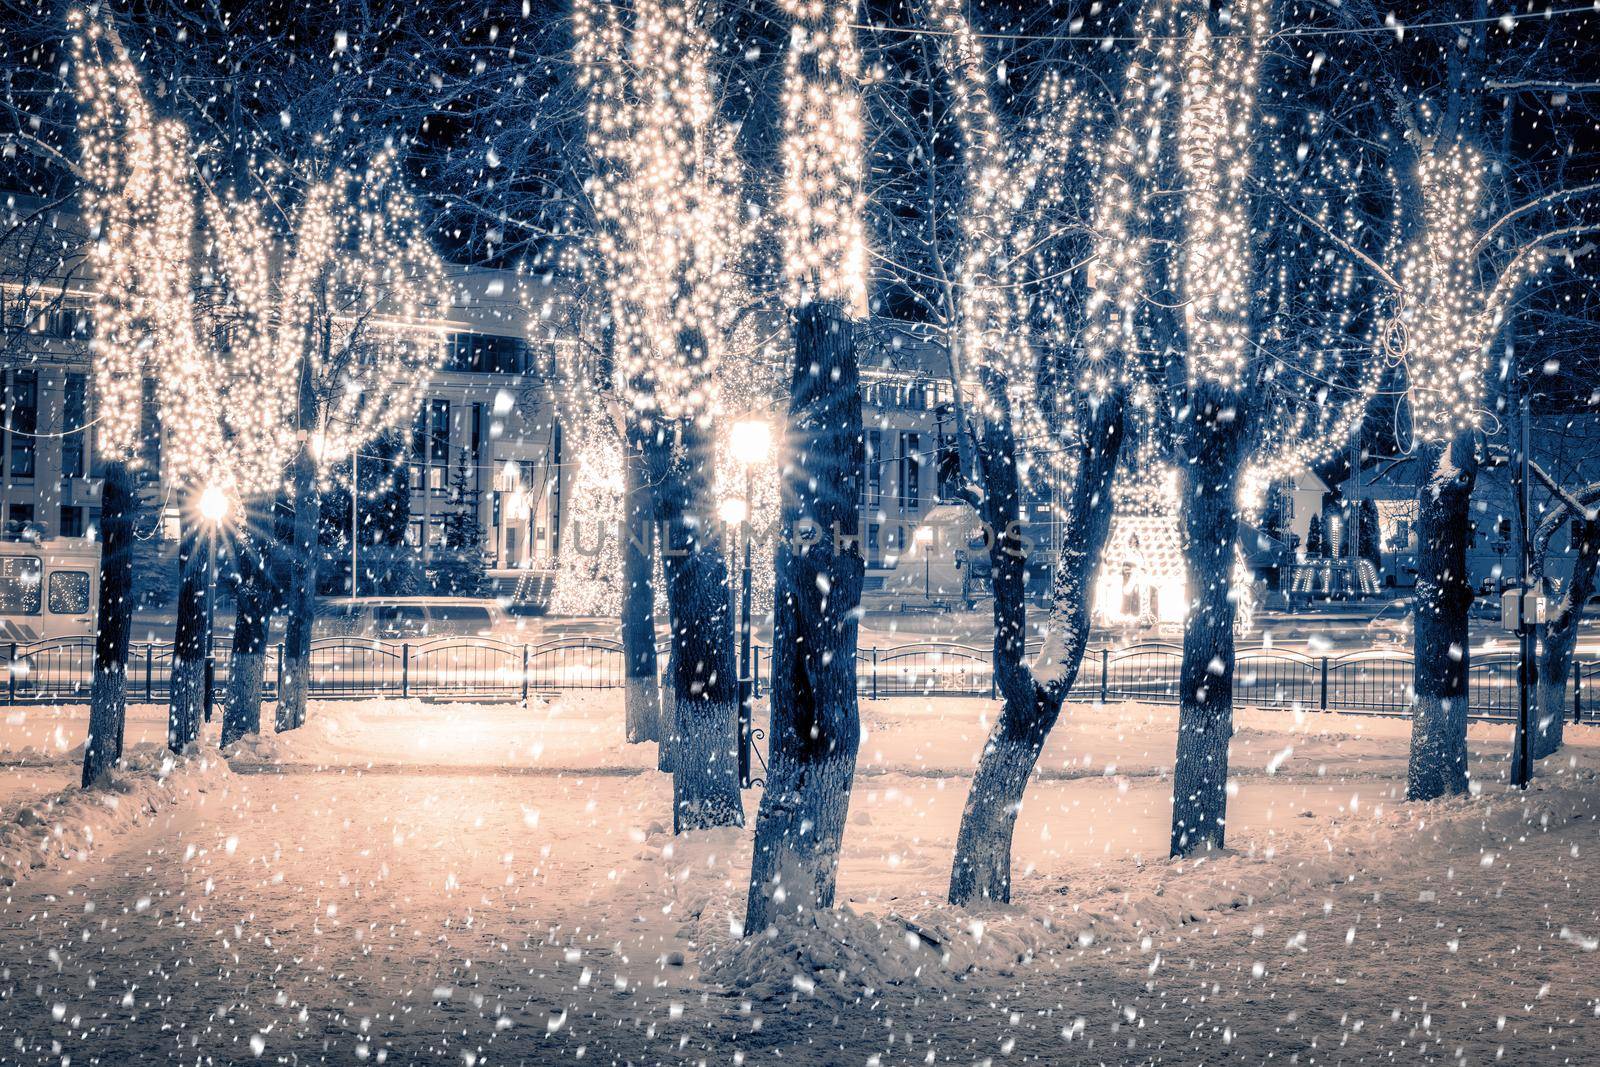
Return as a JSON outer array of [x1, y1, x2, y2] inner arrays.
[[727, 418, 771, 788], [350, 449, 360, 603], [1512, 389, 1535, 788], [916, 525, 934, 602]]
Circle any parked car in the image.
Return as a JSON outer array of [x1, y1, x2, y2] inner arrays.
[[313, 597, 508, 640]]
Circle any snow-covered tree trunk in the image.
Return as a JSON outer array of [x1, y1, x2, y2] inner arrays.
[[948, 386, 1125, 905], [167, 518, 209, 752], [277, 352, 320, 733], [1535, 516, 1599, 759], [649, 382, 743, 832], [622, 421, 661, 744], [82, 460, 137, 785], [1171, 393, 1247, 856], [657, 640, 677, 773], [222, 541, 271, 747], [1407, 434, 1478, 800], [745, 300, 864, 933]]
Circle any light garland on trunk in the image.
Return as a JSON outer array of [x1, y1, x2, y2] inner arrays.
[[1397, 140, 1543, 443], [1178, 0, 1267, 392], [575, 0, 748, 419], [72, 11, 228, 496], [777, 0, 868, 315]]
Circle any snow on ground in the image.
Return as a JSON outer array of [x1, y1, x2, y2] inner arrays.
[[0, 693, 1594, 1063], [0, 744, 229, 889]]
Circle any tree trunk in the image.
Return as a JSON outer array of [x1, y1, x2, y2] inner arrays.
[[948, 387, 1124, 905], [277, 353, 320, 733], [623, 421, 661, 744], [222, 538, 271, 747], [83, 460, 137, 786], [745, 300, 863, 933], [167, 518, 210, 753], [1407, 434, 1478, 800], [1534, 516, 1600, 759], [276, 446, 319, 731], [1171, 393, 1247, 857], [657, 640, 677, 772], [649, 411, 744, 832]]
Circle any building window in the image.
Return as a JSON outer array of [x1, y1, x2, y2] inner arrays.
[[445, 333, 529, 375], [59, 506, 84, 538], [867, 430, 882, 506], [899, 432, 920, 511], [9, 370, 36, 478], [867, 523, 880, 562], [7, 503, 35, 538], [62, 373, 87, 478], [428, 399, 450, 464]]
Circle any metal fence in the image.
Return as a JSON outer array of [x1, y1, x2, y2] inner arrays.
[[0, 636, 1583, 722]]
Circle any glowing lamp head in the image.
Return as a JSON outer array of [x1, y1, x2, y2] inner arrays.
[[719, 498, 749, 527], [198, 484, 230, 524], [730, 419, 773, 464], [914, 526, 934, 544]]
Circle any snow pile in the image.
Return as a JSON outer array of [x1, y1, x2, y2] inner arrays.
[[669, 771, 1600, 1005], [0, 744, 231, 888]]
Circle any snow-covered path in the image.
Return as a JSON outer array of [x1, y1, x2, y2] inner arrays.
[[0, 757, 1594, 1064]]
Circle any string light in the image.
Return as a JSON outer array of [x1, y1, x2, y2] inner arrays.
[[1397, 140, 1544, 443], [933, 0, 1087, 480], [1178, 0, 1268, 391], [777, 0, 869, 315], [72, 11, 227, 496], [575, 0, 748, 419]]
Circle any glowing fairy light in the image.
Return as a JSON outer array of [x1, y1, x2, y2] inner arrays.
[[575, 0, 748, 419], [72, 11, 228, 497], [550, 419, 625, 617], [286, 149, 449, 478], [1077, 0, 1183, 406], [76, 11, 444, 515], [933, 0, 1087, 478], [1396, 140, 1544, 443], [777, 0, 868, 315], [1178, 0, 1267, 391]]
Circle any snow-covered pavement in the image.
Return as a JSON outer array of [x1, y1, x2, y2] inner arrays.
[[0, 695, 1595, 1063]]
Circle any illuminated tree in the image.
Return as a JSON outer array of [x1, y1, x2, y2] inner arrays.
[[923, 0, 1122, 906], [575, 0, 748, 830], [744, 0, 869, 934], [71, 10, 226, 778], [216, 148, 446, 738], [1393, 139, 1546, 798]]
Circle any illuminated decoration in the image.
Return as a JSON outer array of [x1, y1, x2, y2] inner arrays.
[[277, 148, 449, 481], [1394, 140, 1544, 443], [933, 0, 1087, 477], [549, 419, 625, 617], [776, 0, 868, 314], [71, 11, 227, 494], [1076, 0, 1183, 408], [574, 0, 748, 418], [1093, 463, 1256, 634], [205, 147, 445, 500], [1177, 0, 1266, 392], [75, 9, 444, 517]]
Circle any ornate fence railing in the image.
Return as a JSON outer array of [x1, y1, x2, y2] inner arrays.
[[0, 636, 1579, 722]]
